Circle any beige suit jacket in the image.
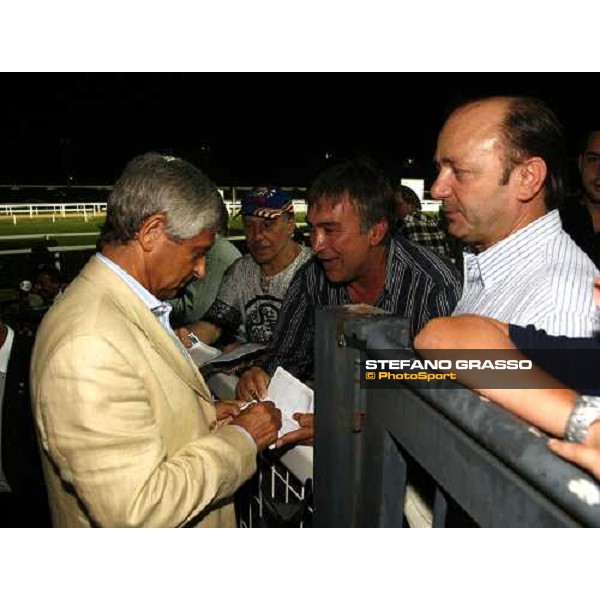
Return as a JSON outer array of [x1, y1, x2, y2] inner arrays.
[[31, 256, 256, 527]]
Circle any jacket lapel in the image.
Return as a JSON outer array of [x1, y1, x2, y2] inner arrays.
[[82, 257, 212, 402]]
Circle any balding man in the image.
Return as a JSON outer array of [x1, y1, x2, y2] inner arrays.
[[431, 96, 598, 336]]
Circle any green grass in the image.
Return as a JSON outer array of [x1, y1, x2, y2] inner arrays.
[[0, 216, 105, 237], [0, 211, 309, 249]]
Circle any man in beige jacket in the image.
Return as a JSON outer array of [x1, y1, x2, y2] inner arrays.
[[30, 153, 281, 527]]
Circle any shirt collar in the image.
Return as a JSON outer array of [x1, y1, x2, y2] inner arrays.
[[0, 325, 15, 372], [95, 252, 169, 315], [464, 210, 561, 288]]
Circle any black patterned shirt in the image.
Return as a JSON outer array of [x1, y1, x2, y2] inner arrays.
[[398, 211, 452, 261], [260, 236, 462, 380]]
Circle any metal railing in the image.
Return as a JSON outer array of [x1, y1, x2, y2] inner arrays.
[[313, 307, 600, 527], [205, 371, 313, 528]]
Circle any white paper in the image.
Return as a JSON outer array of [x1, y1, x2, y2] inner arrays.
[[267, 367, 314, 439]]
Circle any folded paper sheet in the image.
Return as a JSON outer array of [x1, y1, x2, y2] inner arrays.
[[267, 366, 314, 438]]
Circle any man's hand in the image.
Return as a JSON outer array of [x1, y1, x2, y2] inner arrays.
[[214, 400, 244, 425], [232, 401, 282, 451], [222, 341, 241, 354], [236, 366, 271, 401], [548, 439, 600, 480], [275, 413, 314, 448], [175, 327, 193, 348]]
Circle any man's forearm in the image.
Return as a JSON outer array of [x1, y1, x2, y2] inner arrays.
[[189, 321, 222, 345], [415, 315, 577, 437]]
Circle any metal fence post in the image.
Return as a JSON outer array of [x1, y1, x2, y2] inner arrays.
[[314, 307, 365, 527]]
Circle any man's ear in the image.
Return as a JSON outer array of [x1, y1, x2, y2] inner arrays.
[[514, 157, 547, 203], [286, 215, 296, 237], [137, 213, 167, 251], [593, 278, 600, 309], [368, 220, 388, 246]]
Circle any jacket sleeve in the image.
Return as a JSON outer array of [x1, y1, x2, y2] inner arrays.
[[33, 334, 256, 528]]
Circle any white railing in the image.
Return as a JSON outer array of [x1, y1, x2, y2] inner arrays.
[[0, 203, 106, 227], [0, 198, 309, 223], [0, 203, 107, 219]]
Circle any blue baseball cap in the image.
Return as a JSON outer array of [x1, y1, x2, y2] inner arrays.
[[241, 186, 294, 219]]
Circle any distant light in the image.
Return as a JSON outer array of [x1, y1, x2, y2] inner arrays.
[[325, 152, 333, 160]]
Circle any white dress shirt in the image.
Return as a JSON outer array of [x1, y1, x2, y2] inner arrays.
[[95, 253, 190, 358], [453, 210, 600, 336]]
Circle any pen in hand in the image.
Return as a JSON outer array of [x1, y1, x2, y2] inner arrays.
[[239, 390, 262, 411]]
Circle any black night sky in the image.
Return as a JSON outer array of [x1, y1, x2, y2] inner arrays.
[[0, 74, 595, 190]]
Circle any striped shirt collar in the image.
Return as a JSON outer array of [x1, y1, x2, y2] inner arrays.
[[464, 210, 561, 288]]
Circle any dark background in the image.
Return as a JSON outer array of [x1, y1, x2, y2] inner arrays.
[[0, 74, 595, 189]]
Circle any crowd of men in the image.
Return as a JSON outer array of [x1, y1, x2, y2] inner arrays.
[[1, 95, 599, 527]]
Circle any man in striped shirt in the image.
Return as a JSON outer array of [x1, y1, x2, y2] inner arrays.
[[236, 159, 462, 419], [432, 96, 599, 336]]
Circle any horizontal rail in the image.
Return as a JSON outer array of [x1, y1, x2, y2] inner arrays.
[[314, 307, 600, 527]]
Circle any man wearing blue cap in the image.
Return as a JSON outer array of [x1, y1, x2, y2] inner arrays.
[[182, 186, 312, 347]]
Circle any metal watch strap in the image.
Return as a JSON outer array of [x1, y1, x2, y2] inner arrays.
[[564, 394, 600, 443]]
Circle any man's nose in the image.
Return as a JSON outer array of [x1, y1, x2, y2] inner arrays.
[[311, 229, 327, 253], [431, 170, 451, 200]]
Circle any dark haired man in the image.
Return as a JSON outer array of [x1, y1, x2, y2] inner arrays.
[[237, 159, 462, 442], [34, 265, 65, 305], [393, 183, 451, 261], [0, 313, 50, 526], [561, 129, 600, 268]]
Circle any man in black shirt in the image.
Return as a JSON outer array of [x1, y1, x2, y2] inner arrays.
[[561, 129, 600, 268], [236, 159, 462, 445]]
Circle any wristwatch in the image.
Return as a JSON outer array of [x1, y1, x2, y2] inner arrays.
[[564, 394, 600, 443]]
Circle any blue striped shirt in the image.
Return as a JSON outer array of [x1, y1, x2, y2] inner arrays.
[[453, 210, 600, 336]]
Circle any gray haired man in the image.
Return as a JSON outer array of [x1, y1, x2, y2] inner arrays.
[[31, 153, 281, 527]]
